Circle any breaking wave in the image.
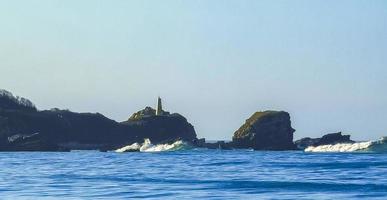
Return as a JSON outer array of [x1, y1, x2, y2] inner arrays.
[[305, 137, 387, 153], [115, 139, 191, 153]]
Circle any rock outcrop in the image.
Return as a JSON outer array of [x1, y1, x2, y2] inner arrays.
[[192, 138, 233, 150], [128, 106, 169, 121], [122, 107, 196, 144], [232, 111, 296, 150], [0, 89, 197, 151], [294, 132, 354, 150]]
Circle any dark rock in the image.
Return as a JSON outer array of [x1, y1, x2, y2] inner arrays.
[[0, 89, 197, 151], [293, 137, 319, 150], [193, 138, 233, 150], [232, 111, 296, 150], [196, 140, 233, 150], [318, 132, 353, 145], [294, 132, 354, 150], [192, 138, 206, 147]]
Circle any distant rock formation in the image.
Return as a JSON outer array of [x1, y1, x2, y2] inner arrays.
[[295, 132, 354, 150], [0, 89, 196, 151], [232, 111, 296, 150], [192, 138, 233, 150], [0, 89, 361, 152]]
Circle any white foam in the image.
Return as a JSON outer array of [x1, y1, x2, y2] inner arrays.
[[305, 137, 387, 153], [140, 139, 186, 152], [115, 142, 141, 153], [115, 138, 187, 153], [305, 141, 372, 152]]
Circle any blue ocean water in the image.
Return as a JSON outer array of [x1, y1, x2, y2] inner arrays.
[[0, 150, 386, 199]]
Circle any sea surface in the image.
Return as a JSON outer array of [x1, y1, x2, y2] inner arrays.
[[0, 149, 386, 199]]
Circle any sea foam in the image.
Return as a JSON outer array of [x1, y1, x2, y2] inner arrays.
[[115, 142, 141, 153], [115, 138, 189, 153], [305, 137, 387, 153]]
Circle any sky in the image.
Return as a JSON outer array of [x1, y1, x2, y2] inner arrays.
[[1, 0, 386, 141]]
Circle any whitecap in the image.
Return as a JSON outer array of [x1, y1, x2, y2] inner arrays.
[[115, 138, 189, 153], [115, 142, 141, 153], [305, 137, 387, 153]]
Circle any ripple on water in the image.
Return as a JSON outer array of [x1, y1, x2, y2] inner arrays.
[[0, 150, 386, 199]]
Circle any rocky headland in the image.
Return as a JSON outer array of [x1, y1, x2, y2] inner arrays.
[[0, 90, 196, 151]]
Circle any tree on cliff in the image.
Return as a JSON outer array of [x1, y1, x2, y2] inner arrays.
[[0, 89, 36, 111]]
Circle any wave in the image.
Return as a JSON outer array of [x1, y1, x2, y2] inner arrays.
[[115, 139, 190, 153], [305, 137, 387, 153], [115, 142, 142, 153]]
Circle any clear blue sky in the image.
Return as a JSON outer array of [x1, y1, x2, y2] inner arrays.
[[1, 0, 386, 141]]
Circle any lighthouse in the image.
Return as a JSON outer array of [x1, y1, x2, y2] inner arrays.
[[156, 97, 163, 116]]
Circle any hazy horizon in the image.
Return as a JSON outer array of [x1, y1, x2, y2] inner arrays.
[[1, 0, 387, 141]]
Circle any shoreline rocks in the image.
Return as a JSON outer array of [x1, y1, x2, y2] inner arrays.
[[295, 132, 354, 150]]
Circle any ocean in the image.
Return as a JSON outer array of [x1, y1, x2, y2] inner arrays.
[[0, 149, 386, 199]]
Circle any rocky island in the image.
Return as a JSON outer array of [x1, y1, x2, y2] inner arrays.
[[193, 111, 297, 150], [232, 111, 296, 150]]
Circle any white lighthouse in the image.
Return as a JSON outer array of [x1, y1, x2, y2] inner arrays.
[[156, 96, 163, 116]]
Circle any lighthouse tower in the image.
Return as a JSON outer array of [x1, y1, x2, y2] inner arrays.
[[156, 97, 163, 116]]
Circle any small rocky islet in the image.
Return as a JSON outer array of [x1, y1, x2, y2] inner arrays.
[[0, 89, 354, 152]]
